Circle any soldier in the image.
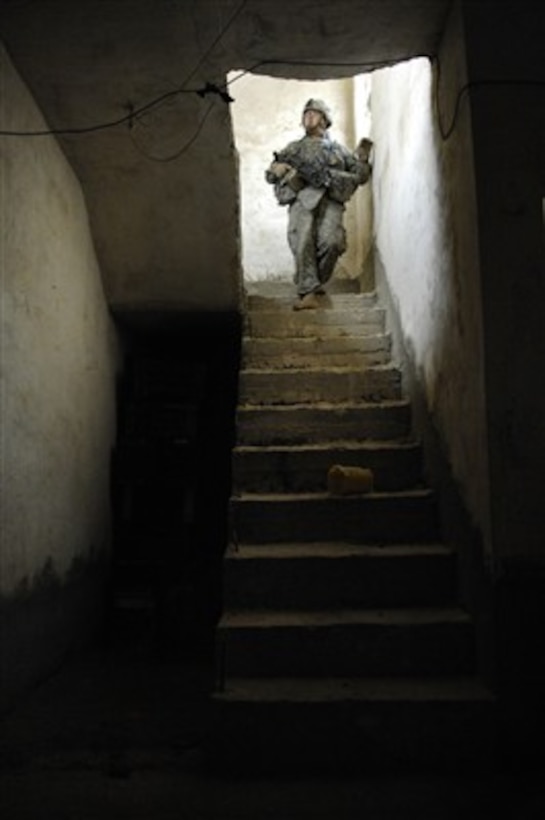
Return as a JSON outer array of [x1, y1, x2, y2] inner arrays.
[[266, 99, 372, 310]]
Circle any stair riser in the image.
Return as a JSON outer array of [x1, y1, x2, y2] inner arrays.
[[231, 495, 439, 544], [237, 403, 412, 445], [232, 444, 422, 493], [207, 698, 496, 775], [242, 336, 391, 369], [239, 367, 402, 405], [247, 310, 385, 338], [224, 553, 456, 609], [217, 621, 475, 678]]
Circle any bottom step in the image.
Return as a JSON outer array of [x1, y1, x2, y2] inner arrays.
[[206, 677, 496, 775]]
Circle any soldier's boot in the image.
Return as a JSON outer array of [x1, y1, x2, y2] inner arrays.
[[293, 292, 323, 311]]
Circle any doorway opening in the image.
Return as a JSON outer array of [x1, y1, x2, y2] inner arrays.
[[228, 72, 373, 288]]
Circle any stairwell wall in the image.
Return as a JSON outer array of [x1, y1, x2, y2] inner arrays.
[[0, 45, 119, 711], [461, 0, 545, 716], [371, 26, 490, 560], [463, 0, 545, 567]]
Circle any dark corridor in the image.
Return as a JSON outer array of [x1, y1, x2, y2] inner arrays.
[[108, 309, 243, 663]]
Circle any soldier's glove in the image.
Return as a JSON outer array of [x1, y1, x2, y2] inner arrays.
[[355, 138, 374, 163]]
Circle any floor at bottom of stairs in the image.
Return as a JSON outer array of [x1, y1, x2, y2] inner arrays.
[[1, 647, 544, 820]]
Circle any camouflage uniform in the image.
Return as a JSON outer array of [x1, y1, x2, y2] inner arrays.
[[266, 103, 370, 297]]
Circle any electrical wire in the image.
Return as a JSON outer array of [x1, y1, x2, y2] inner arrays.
[[0, 51, 431, 139], [181, 0, 247, 89], [129, 100, 216, 162], [0, 0, 247, 140], [1, 39, 543, 148], [433, 55, 545, 140], [0, 86, 200, 137], [127, 0, 247, 163]]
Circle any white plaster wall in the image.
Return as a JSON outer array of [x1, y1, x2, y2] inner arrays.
[[0, 45, 119, 595], [229, 73, 372, 283], [371, 56, 489, 543]]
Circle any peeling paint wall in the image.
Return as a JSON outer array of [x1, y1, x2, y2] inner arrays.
[[229, 73, 373, 283], [0, 45, 119, 706], [371, 52, 490, 548]]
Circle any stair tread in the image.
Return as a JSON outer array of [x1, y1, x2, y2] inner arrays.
[[226, 542, 452, 559], [238, 398, 409, 410], [241, 363, 399, 374], [248, 291, 377, 300], [233, 488, 434, 501], [245, 292, 373, 303], [216, 676, 494, 702], [243, 332, 389, 341], [234, 439, 420, 453], [244, 282, 370, 296], [220, 607, 471, 628], [247, 293, 370, 300], [248, 304, 382, 313], [247, 313, 385, 327]]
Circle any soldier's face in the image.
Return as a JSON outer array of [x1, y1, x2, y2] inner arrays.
[[303, 109, 326, 134]]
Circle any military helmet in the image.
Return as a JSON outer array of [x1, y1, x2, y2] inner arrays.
[[302, 98, 332, 128]]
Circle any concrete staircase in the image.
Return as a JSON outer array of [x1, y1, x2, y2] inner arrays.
[[210, 280, 495, 774]]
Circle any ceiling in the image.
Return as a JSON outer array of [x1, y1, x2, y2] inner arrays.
[[1, 0, 451, 130], [1, 0, 452, 307]]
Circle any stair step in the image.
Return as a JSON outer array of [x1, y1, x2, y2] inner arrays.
[[230, 489, 439, 543], [244, 278, 365, 296], [233, 440, 422, 492], [247, 307, 386, 338], [208, 676, 496, 774], [245, 290, 373, 310], [224, 542, 456, 609], [236, 400, 412, 445], [242, 332, 392, 369], [217, 607, 475, 678], [239, 364, 402, 404]]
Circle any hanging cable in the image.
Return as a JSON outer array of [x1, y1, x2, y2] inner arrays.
[[129, 100, 216, 162], [0, 51, 430, 140], [0, 86, 204, 137], [0, 50, 433, 139], [181, 0, 247, 89], [432, 55, 545, 141], [126, 0, 246, 162], [3, 30, 542, 150], [0, 0, 246, 139]]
